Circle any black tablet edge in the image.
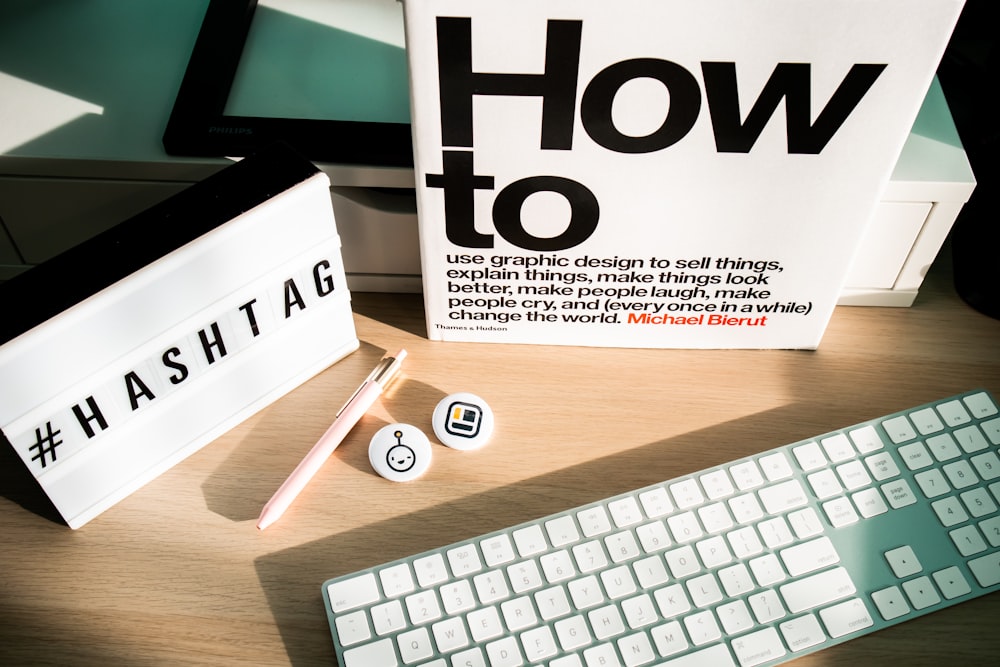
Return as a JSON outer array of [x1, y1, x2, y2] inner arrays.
[[0, 143, 321, 346], [161, 0, 413, 168]]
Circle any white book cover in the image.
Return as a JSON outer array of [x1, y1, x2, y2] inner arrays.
[[403, 0, 965, 348]]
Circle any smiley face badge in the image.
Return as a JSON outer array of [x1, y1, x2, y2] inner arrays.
[[369, 423, 432, 482]]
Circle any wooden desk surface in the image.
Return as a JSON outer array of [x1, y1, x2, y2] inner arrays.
[[2, 254, 999, 667]]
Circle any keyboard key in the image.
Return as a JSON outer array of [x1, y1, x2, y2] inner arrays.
[[637, 487, 673, 517], [413, 553, 448, 587], [914, 468, 950, 498], [608, 496, 643, 527], [898, 441, 933, 470], [961, 487, 998, 518], [852, 488, 889, 518], [342, 638, 397, 667], [501, 596, 538, 631], [573, 541, 609, 573], [954, 425, 990, 453], [587, 604, 625, 640], [717, 599, 754, 634], [440, 580, 475, 614], [633, 555, 670, 589], [327, 573, 379, 613], [700, 469, 735, 499], [984, 418, 1000, 445], [540, 550, 576, 583], [577, 506, 613, 537], [658, 643, 735, 667], [932, 566, 972, 600], [780, 536, 840, 577], [820, 433, 855, 462], [334, 610, 370, 646], [944, 459, 979, 489], [758, 479, 808, 514], [788, 507, 825, 539], [981, 516, 1000, 548], [605, 530, 641, 562], [780, 567, 856, 613], [819, 598, 873, 638], [485, 636, 523, 667], [910, 407, 945, 435], [468, 606, 504, 642], [749, 553, 787, 587], [871, 586, 910, 620], [883, 415, 917, 443], [617, 631, 656, 667], [535, 586, 572, 620], [926, 433, 962, 462], [432, 616, 469, 653], [936, 399, 972, 426], [864, 451, 900, 481], [601, 565, 637, 599], [748, 589, 786, 623], [379, 563, 415, 598], [512, 525, 547, 557], [964, 391, 999, 419], [546, 515, 581, 547], [848, 425, 883, 453], [554, 615, 591, 651], [508, 560, 543, 593], [635, 520, 672, 552], [371, 600, 406, 636], [931, 496, 969, 527], [481, 534, 517, 567], [971, 451, 1000, 481], [398, 626, 433, 663], [967, 552, 1000, 587], [822, 497, 859, 527], [653, 583, 691, 619], [521, 625, 557, 662], [474, 571, 509, 605], [881, 479, 917, 508], [729, 460, 765, 490], [670, 479, 705, 508], [779, 614, 827, 652], [793, 441, 827, 471], [684, 609, 722, 644], [731, 626, 786, 667], [758, 452, 794, 481], [620, 593, 658, 629], [884, 545, 921, 578], [950, 525, 988, 556], [901, 576, 940, 609]]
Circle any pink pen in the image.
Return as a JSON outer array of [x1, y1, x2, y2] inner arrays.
[[256, 349, 407, 530]]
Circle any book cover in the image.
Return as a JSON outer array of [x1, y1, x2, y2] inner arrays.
[[403, 0, 965, 348], [0, 143, 359, 528]]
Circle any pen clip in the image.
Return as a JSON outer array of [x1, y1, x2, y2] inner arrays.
[[335, 353, 405, 417]]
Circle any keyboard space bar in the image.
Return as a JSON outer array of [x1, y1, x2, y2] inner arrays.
[[661, 643, 736, 667]]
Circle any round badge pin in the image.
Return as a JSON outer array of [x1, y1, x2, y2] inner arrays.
[[369, 423, 432, 482], [432, 392, 495, 450]]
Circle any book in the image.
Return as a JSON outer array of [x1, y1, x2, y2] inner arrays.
[[403, 0, 966, 348], [0, 143, 359, 528]]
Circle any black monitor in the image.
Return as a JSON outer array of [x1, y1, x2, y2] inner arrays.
[[163, 0, 413, 167]]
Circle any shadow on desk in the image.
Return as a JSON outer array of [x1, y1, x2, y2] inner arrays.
[[0, 430, 63, 526], [251, 403, 841, 666]]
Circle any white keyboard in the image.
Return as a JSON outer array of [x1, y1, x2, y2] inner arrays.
[[322, 390, 1000, 666]]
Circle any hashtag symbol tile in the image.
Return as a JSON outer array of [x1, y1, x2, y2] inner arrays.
[[29, 422, 63, 469]]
